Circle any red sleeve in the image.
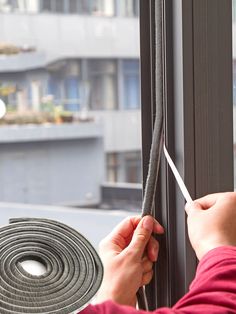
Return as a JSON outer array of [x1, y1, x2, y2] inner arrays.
[[80, 246, 236, 314]]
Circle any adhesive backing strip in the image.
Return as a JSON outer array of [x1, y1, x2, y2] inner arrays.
[[0, 218, 103, 314], [164, 143, 192, 204]]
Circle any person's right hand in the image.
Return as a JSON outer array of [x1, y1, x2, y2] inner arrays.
[[185, 192, 236, 260]]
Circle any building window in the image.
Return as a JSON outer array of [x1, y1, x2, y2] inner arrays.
[[68, 0, 78, 13], [41, 0, 53, 12], [124, 151, 141, 183], [119, 0, 139, 17], [55, 0, 64, 13], [107, 153, 119, 183], [107, 152, 141, 184], [88, 60, 117, 110], [64, 77, 80, 111], [70, 0, 115, 16], [69, 0, 118, 16], [47, 75, 61, 106], [122, 60, 140, 109], [46, 60, 81, 111], [63, 60, 80, 111], [233, 0, 236, 23]]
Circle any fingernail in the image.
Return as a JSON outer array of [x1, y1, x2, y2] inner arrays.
[[142, 216, 153, 231]]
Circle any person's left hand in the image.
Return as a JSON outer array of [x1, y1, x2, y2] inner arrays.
[[96, 215, 164, 307]]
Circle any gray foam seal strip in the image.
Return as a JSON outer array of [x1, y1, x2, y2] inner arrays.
[[0, 218, 103, 314], [137, 0, 164, 310], [141, 0, 164, 217]]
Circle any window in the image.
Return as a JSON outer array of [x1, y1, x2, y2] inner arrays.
[[118, 0, 139, 17], [107, 153, 119, 183], [63, 60, 80, 111], [55, 0, 64, 13], [88, 60, 117, 110], [89, 0, 115, 16], [233, 0, 236, 23], [122, 60, 140, 109], [41, 0, 65, 13], [41, 0, 53, 12], [41, 0, 116, 16], [124, 151, 141, 183], [68, 0, 78, 13], [106, 152, 141, 184]]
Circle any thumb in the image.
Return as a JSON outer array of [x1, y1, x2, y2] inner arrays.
[[127, 215, 154, 260], [185, 201, 203, 215]]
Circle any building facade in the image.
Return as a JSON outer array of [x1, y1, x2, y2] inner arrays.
[[0, 0, 141, 186], [0, 0, 142, 195]]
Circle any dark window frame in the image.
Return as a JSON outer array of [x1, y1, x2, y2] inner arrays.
[[140, 0, 233, 309]]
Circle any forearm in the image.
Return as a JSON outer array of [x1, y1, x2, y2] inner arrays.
[[81, 301, 174, 314], [81, 246, 236, 314], [173, 246, 236, 313]]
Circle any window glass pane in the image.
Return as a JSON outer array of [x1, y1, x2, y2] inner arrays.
[[41, 0, 53, 12], [119, 0, 139, 17], [122, 60, 140, 109], [75, 0, 115, 16], [77, 0, 90, 14], [133, 0, 139, 16], [68, 0, 78, 13], [88, 60, 117, 110], [233, 0, 236, 23], [55, 0, 64, 13], [107, 153, 119, 182], [124, 151, 141, 183]]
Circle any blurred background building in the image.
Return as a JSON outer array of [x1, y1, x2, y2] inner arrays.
[[0, 0, 142, 210]]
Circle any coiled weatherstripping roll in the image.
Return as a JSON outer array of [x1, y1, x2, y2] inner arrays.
[[0, 218, 103, 314]]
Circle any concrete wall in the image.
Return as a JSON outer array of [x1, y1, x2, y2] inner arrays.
[[0, 14, 140, 60], [92, 110, 141, 152], [0, 123, 105, 206]]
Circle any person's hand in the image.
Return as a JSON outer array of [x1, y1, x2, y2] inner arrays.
[[96, 215, 164, 307], [185, 192, 236, 260]]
